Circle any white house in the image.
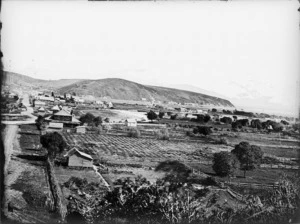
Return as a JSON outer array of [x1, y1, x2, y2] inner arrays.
[[125, 119, 137, 127], [76, 126, 86, 134], [64, 147, 93, 168]]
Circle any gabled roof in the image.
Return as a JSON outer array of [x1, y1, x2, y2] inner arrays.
[[38, 107, 45, 111], [52, 105, 60, 111], [53, 109, 72, 116], [64, 147, 93, 160], [125, 119, 137, 122]]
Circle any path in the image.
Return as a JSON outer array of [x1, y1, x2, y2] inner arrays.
[[3, 124, 19, 216]]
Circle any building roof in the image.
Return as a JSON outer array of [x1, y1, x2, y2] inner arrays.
[[35, 100, 46, 105], [125, 119, 137, 123], [39, 96, 55, 102], [38, 107, 45, 112], [52, 105, 60, 111], [64, 147, 93, 160], [76, 126, 86, 129], [54, 109, 72, 116]]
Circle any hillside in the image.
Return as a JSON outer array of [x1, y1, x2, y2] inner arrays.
[[57, 78, 235, 107], [3, 71, 84, 89], [2, 71, 234, 107]]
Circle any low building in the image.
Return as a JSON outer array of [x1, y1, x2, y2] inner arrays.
[[125, 119, 137, 127], [64, 147, 93, 168], [34, 100, 46, 107], [76, 126, 86, 134], [47, 122, 64, 132], [38, 96, 55, 102], [45, 109, 80, 128]]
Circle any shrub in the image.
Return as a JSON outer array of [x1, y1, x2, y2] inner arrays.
[[193, 126, 212, 136], [216, 137, 228, 145], [155, 128, 169, 140], [127, 128, 141, 138], [220, 116, 232, 124]]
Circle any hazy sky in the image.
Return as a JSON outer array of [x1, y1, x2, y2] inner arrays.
[[1, 1, 299, 116]]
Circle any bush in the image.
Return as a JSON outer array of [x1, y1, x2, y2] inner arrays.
[[127, 128, 141, 138], [155, 129, 170, 140], [193, 126, 212, 136], [220, 116, 232, 124], [216, 137, 228, 145]]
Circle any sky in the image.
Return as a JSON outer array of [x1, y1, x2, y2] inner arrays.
[[1, 0, 299, 117]]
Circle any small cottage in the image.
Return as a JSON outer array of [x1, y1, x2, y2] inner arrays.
[[64, 148, 93, 168], [76, 126, 86, 134], [125, 119, 137, 127]]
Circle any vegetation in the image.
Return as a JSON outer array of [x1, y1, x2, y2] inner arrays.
[[40, 132, 67, 159], [193, 126, 212, 136], [155, 128, 170, 140], [147, 110, 158, 122], [212, 152, 238, 177], [79, 112, 102, 126], [159, 111, 165, 119], [35, 115, 46, 130], [220, 116, 232, 124], [231, 142, 263, 177], [127, 128, 141, 138]]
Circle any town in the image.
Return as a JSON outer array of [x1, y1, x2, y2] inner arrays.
[[1, 74, 300, 224]]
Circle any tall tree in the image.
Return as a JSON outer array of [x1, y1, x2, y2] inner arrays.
[[231, 141, 263, 177], [40, 132, 67, 160], [212, 152, 238, 177]]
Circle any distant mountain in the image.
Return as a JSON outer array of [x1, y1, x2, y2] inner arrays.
[[3, 71, 235, 108], [57, 78, 235, 107], [169, 84, 229, 99]]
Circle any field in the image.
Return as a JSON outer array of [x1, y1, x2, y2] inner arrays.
[[54, 166, 101, 185], [61, 130, 299, 186]]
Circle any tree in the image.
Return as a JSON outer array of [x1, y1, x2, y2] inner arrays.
[[79, 112, 95, 126], [231, 142, 263, 177], [93, 116, 102, 127], [104, 117, 110, 123], [251, 119, 262, 130], [212, 152, 238, 177], [147, 110, 158, 122], [212, 108, 217, 113], [220, 117, 232, 124], [158, 111, 165, 119], [193, 126, 212, 136], [40, 132, 67, 160], [35, 115, 46, 130]]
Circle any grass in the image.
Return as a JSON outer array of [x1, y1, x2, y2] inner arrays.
[[54, 166, 100, 185]]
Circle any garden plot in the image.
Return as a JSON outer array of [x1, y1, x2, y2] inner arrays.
[[62, 133, 223, 164]]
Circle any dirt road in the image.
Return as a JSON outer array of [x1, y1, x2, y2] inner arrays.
[[3, 124, 19, 216]]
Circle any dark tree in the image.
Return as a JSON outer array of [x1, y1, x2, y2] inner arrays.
[[170, 114, 177, 120], [212, 152, 238, 177], [220, 116, 233, 124], [193, 126, 212, 136], [251, 119, 262, 129], [79, 112, 96, 126], [104, 117, 110, 123], [147, 110, 158, 122], [231, 141, 263, 177], [93, 116, 102, 127], [158, 111, 165, 119], [35, 115, 46, 130], [40, 132, 67, 160], [212, 108, 217, 113]]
